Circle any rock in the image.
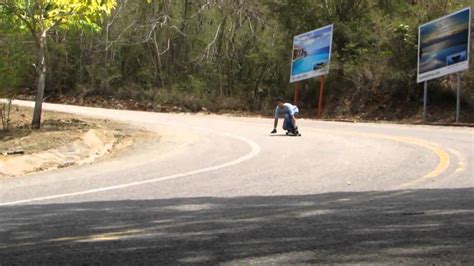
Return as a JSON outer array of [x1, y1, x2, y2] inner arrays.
[[4, 148, 25, 156], [201, 107, 208, 112], [58, 161, 75, 168]]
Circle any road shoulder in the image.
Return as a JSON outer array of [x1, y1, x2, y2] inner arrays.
[[0, 106, 158, 178]]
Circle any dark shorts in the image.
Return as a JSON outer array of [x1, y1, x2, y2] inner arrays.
[[283, 112, 298, 130]]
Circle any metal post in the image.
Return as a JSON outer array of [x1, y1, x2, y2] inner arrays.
[[294, 82, 299, 104], [456, 72, 461, 123], [318, 75, 325, 118], [423, 81, 427, 122]]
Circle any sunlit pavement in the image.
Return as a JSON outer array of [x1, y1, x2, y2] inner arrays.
[[1, 100, 473, 264]]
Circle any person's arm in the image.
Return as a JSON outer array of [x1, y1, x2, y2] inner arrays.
[[291, 115, 296, 127], [271, 107, 278, 133]]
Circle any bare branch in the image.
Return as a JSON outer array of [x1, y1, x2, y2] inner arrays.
[[205, 22, 222, 60]]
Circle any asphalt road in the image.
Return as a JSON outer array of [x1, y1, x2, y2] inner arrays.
[[1, 100, 473, 265]]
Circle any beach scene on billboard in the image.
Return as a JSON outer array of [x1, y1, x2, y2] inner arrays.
[[417, 7, 471, 83], [290, 25, 333, 83]]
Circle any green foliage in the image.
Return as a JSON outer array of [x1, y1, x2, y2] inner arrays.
[[1, 0, 473, 119], [0, 16, 30, 99], [0, 0, 116, 33], [173, 75, 207, 93], [0, 60, 21, 99]]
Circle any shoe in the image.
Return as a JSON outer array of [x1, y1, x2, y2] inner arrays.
[[292, 126, 298, 135]]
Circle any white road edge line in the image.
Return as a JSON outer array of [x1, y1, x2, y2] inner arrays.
[[0, 128, 261, 206]]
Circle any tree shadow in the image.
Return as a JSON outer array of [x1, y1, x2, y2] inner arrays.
[[1, 188, 473, 264]]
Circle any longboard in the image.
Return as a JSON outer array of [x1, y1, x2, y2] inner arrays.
[[286, 131, 301, 136]]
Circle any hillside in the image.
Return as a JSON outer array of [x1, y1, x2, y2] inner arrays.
[[1, 1, 473, 123]]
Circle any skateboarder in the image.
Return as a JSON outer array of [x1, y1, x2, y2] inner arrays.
[[270, 97, 299, 135]]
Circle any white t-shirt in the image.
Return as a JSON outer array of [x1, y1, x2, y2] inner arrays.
[[275, 103, 299, 118]]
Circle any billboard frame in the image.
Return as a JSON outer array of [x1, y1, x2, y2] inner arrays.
[[290, 24, 334, 83], [417, 7, 471, 83]]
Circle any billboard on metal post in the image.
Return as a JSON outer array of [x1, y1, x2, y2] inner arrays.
[[290, 24, 333, 83], [417, 7, 471, 83]]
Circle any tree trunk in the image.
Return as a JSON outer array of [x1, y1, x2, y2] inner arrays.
[[153, 30, 166, 89], [179, 0, 189, 62], [32, 31, 47, 129]]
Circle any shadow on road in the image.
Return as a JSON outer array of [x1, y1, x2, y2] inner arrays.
[[1, 188, 473, 264]]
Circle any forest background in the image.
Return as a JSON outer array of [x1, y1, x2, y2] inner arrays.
[[1, 0, 473, 122]]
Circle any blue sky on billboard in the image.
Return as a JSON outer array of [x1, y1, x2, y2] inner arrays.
[[420, 10, 469, 44], [294, 28, 332, 54], [417, 7, 470, 82]]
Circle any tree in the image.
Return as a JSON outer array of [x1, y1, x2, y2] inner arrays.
[[0, 0, 116, 129]]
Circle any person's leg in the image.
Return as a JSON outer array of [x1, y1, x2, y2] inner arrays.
[[283, 114, 291, 131], [293, 112, 299, 131], [284, 114, 297, 132]]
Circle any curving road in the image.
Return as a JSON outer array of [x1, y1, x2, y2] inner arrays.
[[1, 100, 473, 264]]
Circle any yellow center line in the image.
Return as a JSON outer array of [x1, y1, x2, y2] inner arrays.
[[308, 128, 450, 189], [0, 229, 146, 249], [448, 148, 466, 174], [50, 229, 144, 243]]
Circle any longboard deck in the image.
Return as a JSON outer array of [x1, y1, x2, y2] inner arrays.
[[286, 132, 301, 136]]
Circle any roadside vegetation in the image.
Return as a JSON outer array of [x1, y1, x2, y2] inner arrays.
[[1, 0, 473, 127]]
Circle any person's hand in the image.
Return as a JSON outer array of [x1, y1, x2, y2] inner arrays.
[[270, 128, 277, 134]]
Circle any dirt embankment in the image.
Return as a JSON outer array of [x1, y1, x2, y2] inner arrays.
[[0, 106, 157, 178]]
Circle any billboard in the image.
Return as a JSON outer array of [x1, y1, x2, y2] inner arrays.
[[417, 7, 471, 83], [290, 24, 333, 83]]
